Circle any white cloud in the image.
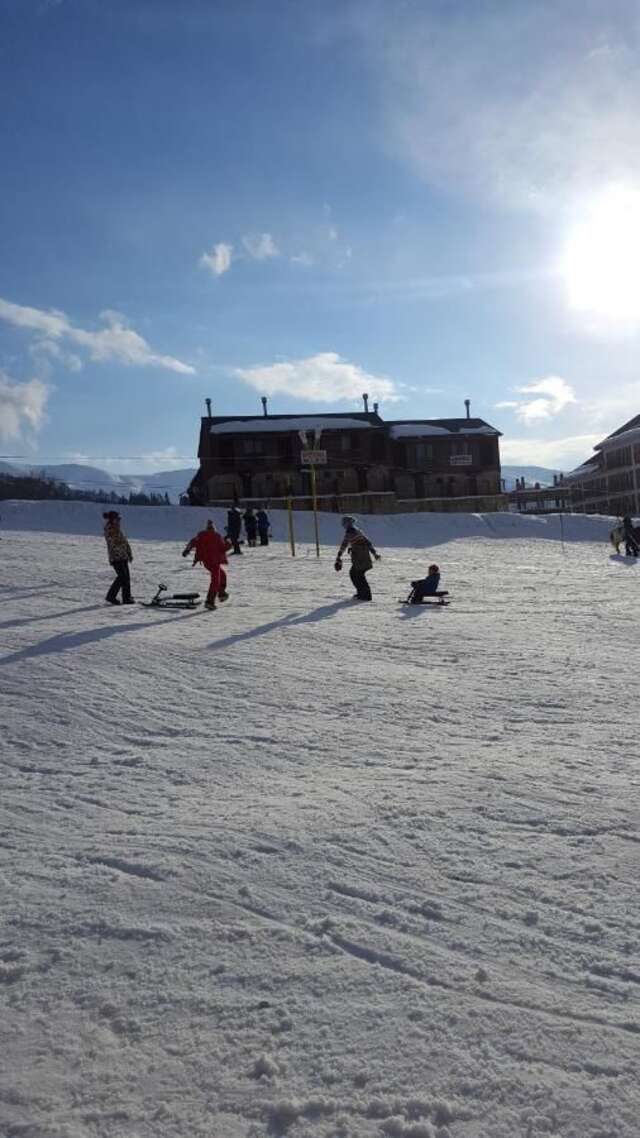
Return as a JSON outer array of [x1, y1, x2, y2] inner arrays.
[[234, 351, 400, 403], [0, 372, 50, 442], [29, 339, 83, 373], [0, 298, 195, 374], [356, 2, 640, 213], [500, 433, 600, 470], [498, 376, 577, 423], [241, 232, 280, 260], [199, 242, 233, 277], [290, 252, 314, 266]]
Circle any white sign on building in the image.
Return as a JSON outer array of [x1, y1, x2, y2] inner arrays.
[[450, 454, 472, 466], [300, 450, 328, 466]]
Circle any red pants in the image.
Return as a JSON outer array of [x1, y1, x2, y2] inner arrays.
[[205, 565, 226, 603]]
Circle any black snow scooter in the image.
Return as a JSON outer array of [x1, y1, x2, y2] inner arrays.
[[142, 584, 202, 610], [401, 586, 450, 607]]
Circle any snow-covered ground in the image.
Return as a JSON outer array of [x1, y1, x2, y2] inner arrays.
[[1, 503, 639, 1138]]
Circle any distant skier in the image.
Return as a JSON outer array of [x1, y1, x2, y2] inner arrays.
[[622, 515, 639, 557], [243, 507, 258, 548], [334, 515, 380, 601], [182, 520, 231, 610], [408, 564, 441, 603], [256, 506, 270, 546], [226, 506, 243, 555], [103, 511, 135, 605]]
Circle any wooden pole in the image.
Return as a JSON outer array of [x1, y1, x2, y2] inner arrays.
[[287, 483, 296, 557], [310, 465, 320, 558]]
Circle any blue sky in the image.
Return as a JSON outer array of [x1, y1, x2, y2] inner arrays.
[[1, 0, 640, 472]]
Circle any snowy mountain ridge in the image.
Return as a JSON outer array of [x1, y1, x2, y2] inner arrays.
[[0, 460, 196, 502]]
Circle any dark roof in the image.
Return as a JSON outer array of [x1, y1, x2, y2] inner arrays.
[[387, 417, 502, 436], [203, 411, 383, 426]]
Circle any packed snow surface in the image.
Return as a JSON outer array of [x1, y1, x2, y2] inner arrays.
[[1, 503, 639, 1138]]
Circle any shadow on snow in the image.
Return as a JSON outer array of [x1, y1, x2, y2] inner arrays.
[[0, 615, 180, 666], [205, 599, 354, 652]]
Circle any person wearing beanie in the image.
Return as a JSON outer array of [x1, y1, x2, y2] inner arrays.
[[182, 519, 232, 609], [103, 511, 135, 605], [334, 516, 380, 601], [408, 564, 441, 604]]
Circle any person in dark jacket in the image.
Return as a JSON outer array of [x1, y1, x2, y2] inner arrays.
[[226, 506, 243, 555], [243, 507, 258, 548], [409, 564, 441, 603], [334, 516, 380, 601], [256, 507, 270, 546], [622, 515, 639, 557], [103, 511, 134, 604]]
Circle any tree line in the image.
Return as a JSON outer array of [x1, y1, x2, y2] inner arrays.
[[0, 471, 172, 506]]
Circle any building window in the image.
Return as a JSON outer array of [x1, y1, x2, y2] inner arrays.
[[415, 443, 433, 464], [480, 440, 494, 465], [371, 434, 386, 461], [243, 438, 265, 455]]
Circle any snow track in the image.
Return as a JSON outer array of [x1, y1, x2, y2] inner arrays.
[[1, 507, 639, 1138]]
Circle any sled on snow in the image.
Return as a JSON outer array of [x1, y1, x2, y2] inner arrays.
[[401, 589, 450, 607], [141, 584, 202, 610]]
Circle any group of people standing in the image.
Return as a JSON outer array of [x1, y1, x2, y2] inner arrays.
[[225, 506, 270, 554], [103, 508, 443, 610], [102, 505, 272, 610]]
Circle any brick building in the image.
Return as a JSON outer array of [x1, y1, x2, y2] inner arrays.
[[188, 398, 503, 512], [563, 414, 640, 515]]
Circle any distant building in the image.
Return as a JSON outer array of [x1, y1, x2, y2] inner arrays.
[[188, 397, 504, 512], [564, 413, 640, 515]]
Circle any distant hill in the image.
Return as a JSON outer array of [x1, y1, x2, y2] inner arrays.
[[1, 462, 197, 503], [1, 459, 562, 500], [501, 465, 562, 490]]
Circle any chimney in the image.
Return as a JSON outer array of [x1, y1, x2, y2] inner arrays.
[[205, 397, 212, 418], [373, 401, 379, 415], [464, 398, 471, 420], [362, 393, 369, 413], [261, 396, 268, 417]]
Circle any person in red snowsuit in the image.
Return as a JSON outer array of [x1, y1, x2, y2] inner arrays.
[[182, 520, 231, 609]]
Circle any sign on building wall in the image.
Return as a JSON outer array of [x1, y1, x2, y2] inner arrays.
[[300, 450, 328, 465], [450, 454, 472, 466]]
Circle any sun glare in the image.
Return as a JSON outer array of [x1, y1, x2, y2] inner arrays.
[[562, 187, 640, 322]]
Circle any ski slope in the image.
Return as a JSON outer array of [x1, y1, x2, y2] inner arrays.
[[1, 503, 639, 1138]]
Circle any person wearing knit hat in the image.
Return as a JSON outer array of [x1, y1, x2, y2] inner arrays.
[[408, 564, 441, 604], [103, 512, 134, 605], [334, 517, 380, 601]]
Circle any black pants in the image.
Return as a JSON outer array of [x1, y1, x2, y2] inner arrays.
[[350, 567, 371, 600], [106, 560, 133, 603], [625, 539, 639, 556], [258, 529, 269, 546], [229, 534, 242, 554], [410, 583, 436, 603]]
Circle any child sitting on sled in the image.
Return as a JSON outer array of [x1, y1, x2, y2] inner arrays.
[[408, 564, 442, 604]]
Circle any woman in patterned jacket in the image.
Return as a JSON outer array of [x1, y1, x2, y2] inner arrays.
[[103, 511, 135, 605]]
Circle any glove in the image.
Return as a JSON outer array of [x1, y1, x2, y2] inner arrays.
[[374, 553, 381, 561], [334, 559, 342, 572], [182, 549, 189, 558]]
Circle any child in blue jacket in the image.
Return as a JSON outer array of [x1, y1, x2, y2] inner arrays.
[[408, 564, 441, 603]]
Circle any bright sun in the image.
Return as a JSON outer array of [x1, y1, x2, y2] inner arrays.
[[562, 186, 640, 322]]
